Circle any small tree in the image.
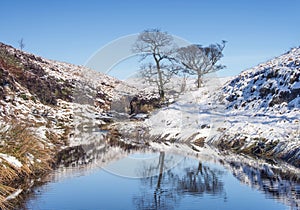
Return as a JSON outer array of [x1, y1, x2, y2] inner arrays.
[[18, 38, 25, 50], [177, 41, 226, 88], [132, 29, 178, 100]]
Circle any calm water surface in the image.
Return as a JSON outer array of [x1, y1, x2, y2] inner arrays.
[[25, 147, 299, 210]]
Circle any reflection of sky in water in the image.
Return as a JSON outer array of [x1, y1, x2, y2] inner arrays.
[[104, 153, 184, 178], [25, 151, 293, 210]]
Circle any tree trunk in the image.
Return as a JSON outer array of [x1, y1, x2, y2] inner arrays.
[[158, 89, 164, 100], [157, 69, 165, 100], [154, 55, 165, 101], [180, 74, 187, 92], [197, 74, 202, 88]]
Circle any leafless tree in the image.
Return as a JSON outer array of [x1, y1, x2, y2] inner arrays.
[[18, 38, 25, 50], [177, 41, 226, 88], [132, 29, 179, 100]]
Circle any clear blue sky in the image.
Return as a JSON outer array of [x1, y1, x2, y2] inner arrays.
[[1, 0, 299, 77]]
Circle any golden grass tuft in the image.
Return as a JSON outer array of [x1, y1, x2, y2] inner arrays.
[[0, 122, 54, 208]]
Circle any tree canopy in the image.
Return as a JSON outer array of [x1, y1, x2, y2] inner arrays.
[[177, 41, 226, 88], [132, 29, 178, 100], [133, 29, 226, 100]]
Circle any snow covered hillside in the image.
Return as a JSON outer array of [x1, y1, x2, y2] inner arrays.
[[112, 48, 300, 167], [211, 47, 300, 167], [0, 42, 141, 206], [0, 42, 145, 146], [223, 47, 300, 111]]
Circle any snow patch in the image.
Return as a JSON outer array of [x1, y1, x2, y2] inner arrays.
[[5, 189, 23, 201], [0, 153, 23, 168]]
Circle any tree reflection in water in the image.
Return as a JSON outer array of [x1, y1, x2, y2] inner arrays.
[[177, 161, 224, 196], [133, 152, 225, 210]]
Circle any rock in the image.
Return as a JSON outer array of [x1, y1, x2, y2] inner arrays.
[[130, 94, 161, 115]]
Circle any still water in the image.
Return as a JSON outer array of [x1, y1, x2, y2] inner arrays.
[[25, 146, 299, 210]]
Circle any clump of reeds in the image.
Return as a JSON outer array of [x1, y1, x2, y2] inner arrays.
[[0, 122, 54, 209]]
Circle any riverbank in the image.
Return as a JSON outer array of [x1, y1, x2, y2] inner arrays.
[[0, 123, 54, 209], [111, 46, 300, 167], [1, 98, 299, 209]]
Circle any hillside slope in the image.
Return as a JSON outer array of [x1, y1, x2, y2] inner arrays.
[[0, 42, 135, 207], [209, 47, 300, 166], [223, 47, 300, 111], [0, 42, 119, 117]]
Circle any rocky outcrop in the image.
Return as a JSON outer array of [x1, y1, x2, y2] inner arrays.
[[130, 94, 161, 115]]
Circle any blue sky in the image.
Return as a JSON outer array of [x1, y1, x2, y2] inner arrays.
[[1, 0, 300, 78]]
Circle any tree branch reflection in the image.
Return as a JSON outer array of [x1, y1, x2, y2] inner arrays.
[[133, 153, 225, 209]]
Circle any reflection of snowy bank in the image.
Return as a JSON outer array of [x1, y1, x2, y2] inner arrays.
[[221, 153, 300, 210], [51, 146, 128, 182], [45, 142, 300, 210]]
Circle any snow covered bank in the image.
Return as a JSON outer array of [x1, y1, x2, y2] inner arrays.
[[209, 47, 300, 167]]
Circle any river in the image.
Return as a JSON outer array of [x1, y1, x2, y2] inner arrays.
[[24, 142, 300, 210]]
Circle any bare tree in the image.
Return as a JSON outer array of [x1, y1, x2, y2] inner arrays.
[[177, 41, 226, 88], [18, 38, 25, 50], [132, 29, 178, 100]]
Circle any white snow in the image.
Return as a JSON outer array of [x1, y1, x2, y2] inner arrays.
[[0, 153, 23, 168], [35, 126, 48, 140], [0, 41, 299, 180], [5, 189, 23, 201], [291, 81, 300, 89]]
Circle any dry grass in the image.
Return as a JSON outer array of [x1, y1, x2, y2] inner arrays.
[[0, 184, 15, 209], [0, 122, 54, 209]]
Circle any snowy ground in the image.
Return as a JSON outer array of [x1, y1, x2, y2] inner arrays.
[[144, 77, 228, 142], [113, 74, 300, 167], [114, 48, 300, 166]]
